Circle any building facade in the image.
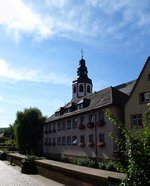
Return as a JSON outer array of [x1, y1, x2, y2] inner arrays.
[[125, 57, 150, 129], [43, 57, 134, 160]]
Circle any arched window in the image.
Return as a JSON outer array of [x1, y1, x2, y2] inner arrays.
[[79, 84, 83, 92], [73, 86, 76, 93], [87, 85, 90, 93]]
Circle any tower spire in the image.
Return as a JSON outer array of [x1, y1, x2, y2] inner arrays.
[[72, 53, 93, 100], [81, 49, 84, 59]]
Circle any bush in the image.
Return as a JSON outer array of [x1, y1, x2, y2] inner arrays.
[[99, 160, 124, 173], [76, 157, 96, 168], [61, 154, 70, 163], [106, 106, 150, 186]]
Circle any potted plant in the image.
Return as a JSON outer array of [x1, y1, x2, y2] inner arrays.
[[21, 156, 37, 174], [78, 124, 85, 130], [87, 122, 94, 128], [96, 120, 105, 127], [97, 142, 105, 147], [79, 142, 85, 147], [88, 142, 94, 147]]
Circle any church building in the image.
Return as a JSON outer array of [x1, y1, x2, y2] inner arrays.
[[43, 56, 135, 160]]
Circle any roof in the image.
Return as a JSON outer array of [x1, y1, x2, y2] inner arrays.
[[115, 79, 137, 95], [45, 86, 129, 124], [126, 56, 150, 99]]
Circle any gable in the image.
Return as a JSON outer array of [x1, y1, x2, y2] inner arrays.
[[126, 57, 150, 104]]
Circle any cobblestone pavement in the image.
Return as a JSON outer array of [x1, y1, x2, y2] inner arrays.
[[0, 161, 64, 186]]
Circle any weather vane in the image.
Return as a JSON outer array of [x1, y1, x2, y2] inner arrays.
[[81, 49, 84, 59]]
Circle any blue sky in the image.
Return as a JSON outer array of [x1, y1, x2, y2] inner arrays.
[[0, 0, 150, 127]]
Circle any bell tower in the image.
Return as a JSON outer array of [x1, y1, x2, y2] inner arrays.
[[72, 52, 93, 100]]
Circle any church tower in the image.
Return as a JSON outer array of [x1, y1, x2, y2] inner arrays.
[[72, 55, 93, 100]]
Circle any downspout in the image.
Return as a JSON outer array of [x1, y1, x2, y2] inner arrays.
[[94, 113, 98, 164]]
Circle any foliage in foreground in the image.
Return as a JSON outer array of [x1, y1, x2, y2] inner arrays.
[[105, 105, 150, 186]]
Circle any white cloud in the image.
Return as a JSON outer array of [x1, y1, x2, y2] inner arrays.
[[0, 96, 3, 101], [0, 59, 71, 85], [0, 0, 54, 41], [0, 0, 150, 44]]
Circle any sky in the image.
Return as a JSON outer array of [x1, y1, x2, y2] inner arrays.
[[0, 0, 150, 128]]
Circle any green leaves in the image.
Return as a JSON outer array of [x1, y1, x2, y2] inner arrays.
[[105, 106, 150, 186], [13, 107, 47, 156]]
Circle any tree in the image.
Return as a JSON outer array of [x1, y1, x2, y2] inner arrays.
[[13, 107, 47, 156], [105, 105, 150, 186]]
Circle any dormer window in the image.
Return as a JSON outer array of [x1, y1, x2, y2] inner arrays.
[[55, 112, 60, 117], [77, 103, 83, 110]]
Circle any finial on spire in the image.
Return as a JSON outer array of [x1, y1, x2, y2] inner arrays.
[[81, 49, 84, 59]]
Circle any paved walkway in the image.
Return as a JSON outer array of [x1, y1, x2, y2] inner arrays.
[[0, 161, 64, 186]]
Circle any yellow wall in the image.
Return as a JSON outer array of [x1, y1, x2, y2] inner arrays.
[[125, 58, 150, 128]]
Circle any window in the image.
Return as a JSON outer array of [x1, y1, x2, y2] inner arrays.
[[48, 124, 51, 133], [131, 114, 143, 128], [148, 74, 150, 81], [77, 104, 83, 110], [98, 111, 104, 121], [73, 86, 76, 93], [45, 138, 48, 146], [67, 120, 71, 129], [80, 116, 84, 124], [89, 134, 94, 143], [57, 137, 61, 145], [44, 125, 48, 134], [67, 136, 71, 145], [139, 92, 149, 103], [99, 133, 105, 142], [53, 138, 56, 145], [80, 135, 85, 143], [55, 112, 60, 117], [72, 118, 77, 129], [72, 136, 77, 145], [57, 122, 61, 131], [62, 137, 66, 145], [89, 114, 94, 123], [52, 123, 56, 132], [62, 121, 66, 130], [87, 85, 90, 93], [49, 138, 51, 146], [79, 84, 83, 92]]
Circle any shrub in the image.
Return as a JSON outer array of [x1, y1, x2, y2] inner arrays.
[[98, 160, 124, 173], [61, 154, 70, 163], [76, 157, 96, 168], [105, 106, 150, 186]]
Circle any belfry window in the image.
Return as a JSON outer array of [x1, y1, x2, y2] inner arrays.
[[79, 84, 83, 92], [87, 85, 90, 93], [73, 86, 76, 93]]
